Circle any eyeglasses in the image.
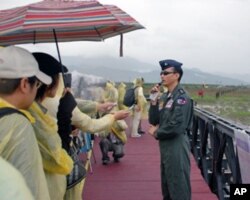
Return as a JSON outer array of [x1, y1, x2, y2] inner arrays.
[[160, 71, 175, 76]]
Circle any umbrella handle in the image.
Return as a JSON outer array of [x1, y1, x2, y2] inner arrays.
[[120, 33, 123, 57], [53, 29, 67, 87]]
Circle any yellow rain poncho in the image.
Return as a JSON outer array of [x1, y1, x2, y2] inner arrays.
[[0, 98, 50, 200], [76, 99, 98, 115], [101, 81, 128, 144], [103, 81, 119, 106], [133, 77, 148, 119], [0, 157, 34, 200], [117, 82, 128, 110], [44, 95, 115, 133], [29, 101, 73, 200], [111, 120, 128, 144], [43, 75, 115, 134]]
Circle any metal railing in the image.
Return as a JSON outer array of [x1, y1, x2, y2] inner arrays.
[[190, 107, 250, 200]]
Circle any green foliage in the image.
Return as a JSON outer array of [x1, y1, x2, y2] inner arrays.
[[189, 85, 250, 126]]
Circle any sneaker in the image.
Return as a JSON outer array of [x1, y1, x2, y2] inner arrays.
[[114, 157, 120, 163], [131, 134, 141, 138]]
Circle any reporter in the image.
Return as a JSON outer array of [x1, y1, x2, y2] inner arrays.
[[29, 52, 75, 200]]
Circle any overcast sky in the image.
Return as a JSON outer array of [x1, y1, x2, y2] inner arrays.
[[2, 0, 250, 75]]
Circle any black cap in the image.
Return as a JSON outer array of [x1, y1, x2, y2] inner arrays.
[[159, 59, 182, 71], [32, 52, 68, 77]]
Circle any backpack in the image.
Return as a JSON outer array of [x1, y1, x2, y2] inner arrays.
[[123, 87, 138, 107]]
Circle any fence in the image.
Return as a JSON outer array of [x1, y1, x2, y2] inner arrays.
[[190, 107, 250, 200]]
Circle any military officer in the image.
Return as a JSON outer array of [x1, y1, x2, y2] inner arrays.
[[148, 59, 193, 200]]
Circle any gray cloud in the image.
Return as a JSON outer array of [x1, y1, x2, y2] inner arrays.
[[1, 0, 250, 75]]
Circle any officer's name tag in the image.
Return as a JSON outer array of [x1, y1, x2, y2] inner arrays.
[[165, 99, 173, 108]]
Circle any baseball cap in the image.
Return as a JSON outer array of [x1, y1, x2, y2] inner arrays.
[[0, 46, 52, 85], [159, 59, 183, 71]]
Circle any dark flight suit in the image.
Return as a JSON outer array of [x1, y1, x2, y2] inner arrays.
[[149, 84, 193, 200]]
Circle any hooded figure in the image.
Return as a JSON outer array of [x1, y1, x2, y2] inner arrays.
[[101, 81, 128, 143], [117, 82, 128, 110], [103, 81, 119, 107], [99, 81, 128, 165], [130, 77, 148, 138]]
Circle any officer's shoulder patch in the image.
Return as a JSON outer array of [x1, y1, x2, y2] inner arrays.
[[177, 96, 187, 105]]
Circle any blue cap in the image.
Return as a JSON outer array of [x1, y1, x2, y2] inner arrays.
[[159, 59, 183, 70]]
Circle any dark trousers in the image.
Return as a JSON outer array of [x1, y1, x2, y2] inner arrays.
[[99, 137, 124, 161]]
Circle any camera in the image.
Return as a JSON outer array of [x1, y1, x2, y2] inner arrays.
[[63, 73, 72, 88]]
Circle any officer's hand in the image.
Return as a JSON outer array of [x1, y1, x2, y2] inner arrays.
[[148, 124, 159, 137]]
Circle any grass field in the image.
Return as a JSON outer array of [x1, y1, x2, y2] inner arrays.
[[185, 85, 250, 126], [138, 83, 250, 127]]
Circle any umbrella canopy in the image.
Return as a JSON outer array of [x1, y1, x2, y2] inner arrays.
[[0, 0, 144, 46]]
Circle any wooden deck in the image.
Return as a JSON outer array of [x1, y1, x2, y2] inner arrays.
[[82, 119, 218, 200]]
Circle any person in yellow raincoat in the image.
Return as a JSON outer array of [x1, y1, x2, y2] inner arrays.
[[117, 82, 128, 110], [0, 157, 34, 200], [99, 81, 128, 165], [131, 77, 148, 138], [30, 52, 76, 200], [0, 46, 51, 200]]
